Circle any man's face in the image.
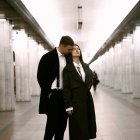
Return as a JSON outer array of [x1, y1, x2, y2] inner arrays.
[[62, 45, 73, 55]]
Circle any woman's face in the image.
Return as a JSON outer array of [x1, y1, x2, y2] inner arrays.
[[72, 45, 81, 57]]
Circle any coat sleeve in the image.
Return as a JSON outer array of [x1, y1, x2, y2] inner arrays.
[[37, 54, 51, 96], [63, 68, 73, 109]]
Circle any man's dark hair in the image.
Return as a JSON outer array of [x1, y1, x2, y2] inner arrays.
[[59, 35, 74, 46]]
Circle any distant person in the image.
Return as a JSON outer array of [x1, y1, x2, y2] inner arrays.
[[37, 36, 74, 140], [63, 44, 97, 140], [92, 70, 100, 92]]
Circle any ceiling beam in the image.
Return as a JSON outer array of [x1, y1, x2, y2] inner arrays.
[[3, 0, 54, 50]]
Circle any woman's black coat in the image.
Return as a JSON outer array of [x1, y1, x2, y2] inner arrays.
[[63, 63, 97, 140]]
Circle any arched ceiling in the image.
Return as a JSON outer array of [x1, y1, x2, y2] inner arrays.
[[19, 0, 139, 62]]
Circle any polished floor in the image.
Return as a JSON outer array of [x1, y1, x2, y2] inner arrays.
[[0, 85, 140, 140]]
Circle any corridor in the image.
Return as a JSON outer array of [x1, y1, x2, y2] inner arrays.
[[0, 85, 140, 140]]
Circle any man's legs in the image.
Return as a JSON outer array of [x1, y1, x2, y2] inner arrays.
[[44, 90, 67, 140], [54, 90, 68, 140], [44, 115, 56, 140], [54, 110, 67, 140]]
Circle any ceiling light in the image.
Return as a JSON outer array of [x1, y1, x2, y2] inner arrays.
[[77, 6, 83, 29]]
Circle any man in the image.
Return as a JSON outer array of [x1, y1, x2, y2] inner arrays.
[[37, 35, 74, 140]]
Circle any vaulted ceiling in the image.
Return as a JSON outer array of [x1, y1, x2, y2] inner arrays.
[[21, 0, 139, 62]]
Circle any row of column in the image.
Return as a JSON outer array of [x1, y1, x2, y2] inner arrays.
[[0, 20, 45, 111], [90, 25, 140, 98]]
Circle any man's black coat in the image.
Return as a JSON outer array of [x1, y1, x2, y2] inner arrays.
[[37, 48, 60, 114]]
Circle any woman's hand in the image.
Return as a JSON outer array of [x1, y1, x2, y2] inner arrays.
[[67, 110, 73, 116]]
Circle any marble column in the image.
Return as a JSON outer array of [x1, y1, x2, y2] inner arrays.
[[103, 53, 108, 86], [114, 43, 122, 91], [99, 53, 105, 85], [28, 39, 42, 96], [0, 20, 15, 111], [109, 48, 115, 88], [132, 25, 140, 98], [106, 51, 110, 86], [125, 34, 133, 93], [12, 29, 30, 101], [121, 37, 130, 93]]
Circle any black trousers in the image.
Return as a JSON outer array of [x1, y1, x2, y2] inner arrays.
[[44, 89, 67, 140]]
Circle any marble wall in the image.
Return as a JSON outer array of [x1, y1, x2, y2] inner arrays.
[[91, 25, 140, 99]]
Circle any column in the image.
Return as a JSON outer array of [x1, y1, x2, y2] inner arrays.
[[0, 19, 15, 111], [132, 25, 140, 98], [28, 39, 42, 96], [114, 43, 122, 90], [12, 29, 30, 101], [121, 37, 130, 93]]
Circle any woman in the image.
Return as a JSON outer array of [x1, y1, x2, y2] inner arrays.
[[63, 44, 97, 140]]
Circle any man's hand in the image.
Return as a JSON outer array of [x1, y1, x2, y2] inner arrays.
[[48, 93, 52, 99]]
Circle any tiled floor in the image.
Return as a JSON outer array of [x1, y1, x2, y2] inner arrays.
[[0, 85, 140, 140]]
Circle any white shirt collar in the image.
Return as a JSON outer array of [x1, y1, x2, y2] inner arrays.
[[73, 62, 82, 67], [56, 47, 63, 57]]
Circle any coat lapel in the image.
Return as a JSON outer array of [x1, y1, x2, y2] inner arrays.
[[82, 63, 92, 89], [67, 64, 84, 82], [67, 63, 92, 88], [82, 64, 88, 81]]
